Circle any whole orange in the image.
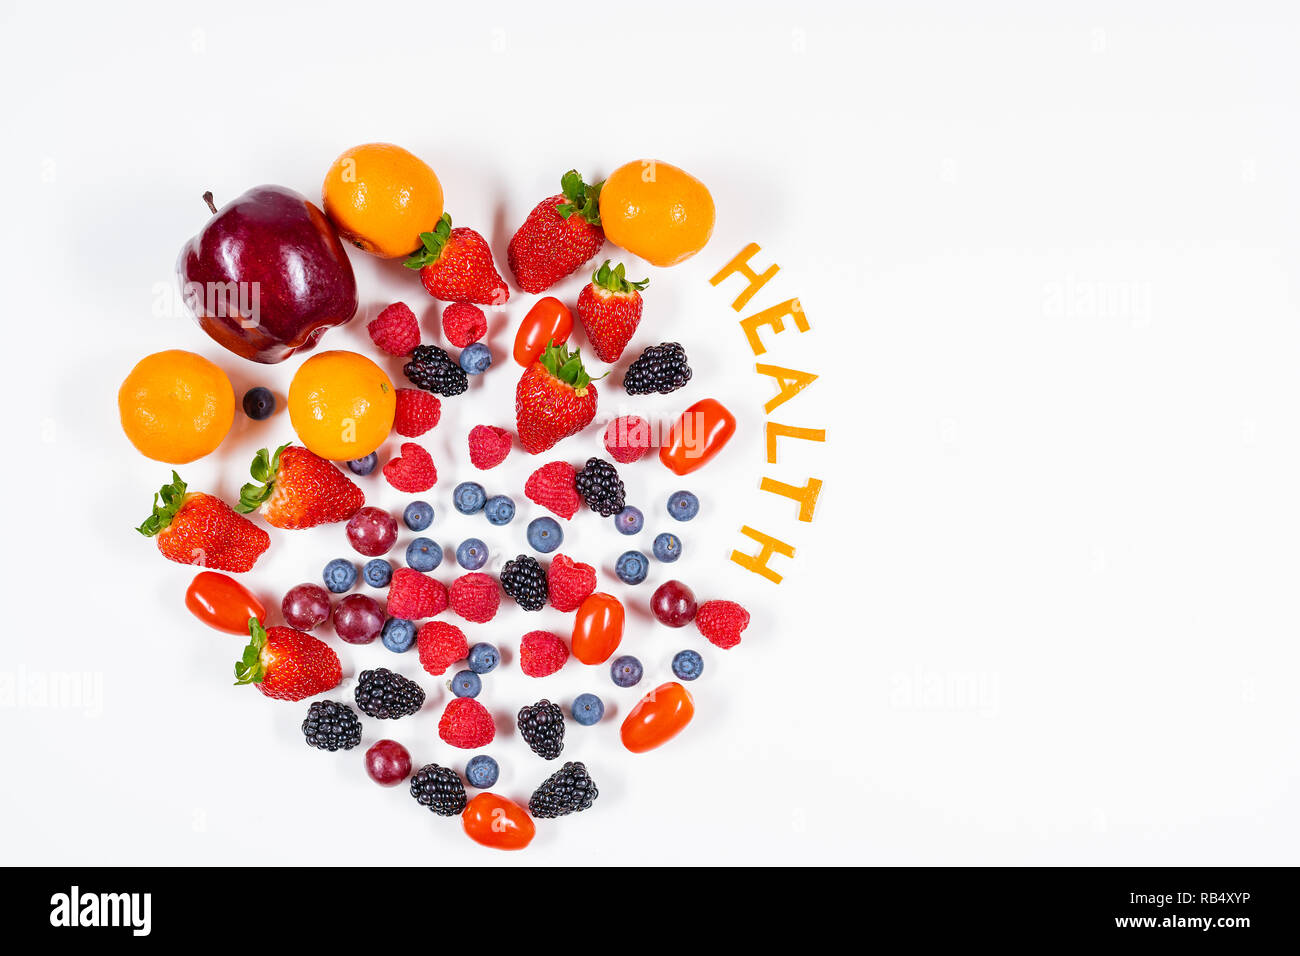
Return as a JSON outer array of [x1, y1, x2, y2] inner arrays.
[[322, 143, 444, 259], [288, 350, 396, 460], [599, 160, 716, 267], [118, 350, 235, 464]]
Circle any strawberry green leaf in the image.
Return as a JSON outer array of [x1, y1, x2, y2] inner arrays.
[[136, 471, 187, 536], [402, 214, 454, 269], [233, 618, 268, 686], [556, 171, 603, 225], [590, 259, 648, 294], [234, 444, 287, 514]]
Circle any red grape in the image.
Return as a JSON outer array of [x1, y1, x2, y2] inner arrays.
[[365, 739, 412, 786], [346, 506, 398, 557], [281, 583, 331, 630], [650, 580, 697, 628], [333, 593, 384, 644]]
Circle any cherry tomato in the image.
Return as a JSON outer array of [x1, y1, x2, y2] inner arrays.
[[621, 681, 695, 753], [659, 398, 736, 476], [185, 571, 266, 634], [461, 792, 536, 850], [571, 592, 625, 665], [513, 296, 573, 367]]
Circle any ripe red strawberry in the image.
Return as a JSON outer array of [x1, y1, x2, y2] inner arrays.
[[439, 697, 496, 749], [404, 214, 509, 306], [235, 444, 363, 529], [417, 621, 469, 676], [576, 260, 648, 362], [137, 472, 269, 572], [524, 461, 581, 519], [516, 342, 599, 454], [603, 415, 653, 464], [234, 619, 341, 701], [467, 424, 511, 469], [520, 630, 569, 677], [546, 553, 596, 612], [507, 170, 605, 293], [695, 600, 751, 650], [449, 572, 500, 624], [383, 442, 437, 492], [388, 568, 448, 620], [367, 302, 421, 356], [394, 388, 441, 437], [441, 302, 487, 348]]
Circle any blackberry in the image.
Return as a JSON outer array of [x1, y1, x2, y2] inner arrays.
[[409, 763, 467, 816], [301, 700, 362, 752], [354, 667, 425, 719], [404, 345, 468, 396], [501, 555, 548, 611], [575, 458, 626, 517], [517, 699, 565, 760], [529, 761, 599, 818], [622, 342, 692, 395]]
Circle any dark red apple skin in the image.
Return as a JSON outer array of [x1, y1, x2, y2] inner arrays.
[[177, 185, 359, 364]]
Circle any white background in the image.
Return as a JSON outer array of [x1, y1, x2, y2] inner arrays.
[[1, 1, 1297, 865]]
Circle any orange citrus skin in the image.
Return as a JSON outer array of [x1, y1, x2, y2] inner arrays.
[[322, 143, 444, 259], [118, 350, 235, 464], [288, 350, 395, 460], [599, 160, 716, 267]]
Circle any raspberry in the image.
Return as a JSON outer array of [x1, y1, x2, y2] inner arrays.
[[367, 302, 421, 356], [387, 568, 448, 620], [417, 620, 469, 676], [383, 442, 437, 493], [394, 388, 441, 437], [438, 697, 496, 749], [695, 600, 750, 649], [602, 415, 652, 464], [524, 461, 581, 520], [467, 424, 512, 470], [520, 630, 569, 677], [449, 572, 500, 624], [546, 554, 596, 612], [441, 302, 487, 348]]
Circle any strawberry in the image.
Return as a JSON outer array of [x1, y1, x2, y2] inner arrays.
[[404, 214, 509, 306], [507, 170, 605, 293], [515, 342, 599, 454], [235, 444, 363, 529], [137, 472, 269, 572], [234, 618, 341, 701], [576, 260, 648, 362]]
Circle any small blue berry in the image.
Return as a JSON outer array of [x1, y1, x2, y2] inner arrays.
[[610, 655, 643, 688], [346, 453, 378, 476], [484, 494, 516, 526], [381, 617, 416, 653], [450, 669, 482, 698], [363, 558, 392, 588], [453, 481, 487, 514], [667, 490, 699, 521], [465, 754, 499, 789], [467, 642, 499, 674], [571, 693, 605, 726], [615, 550, 649, 585], [614, 505, 644, 535], [457, 538, 488, 570], [526, 516, 563, 553], [322, 558, 357, 593], [458, 342, 492, 375], [653, 532, 682, 562], [242, 386, 276, 420], [403, 500, 433, 531], [672, 649, 704, 681], [406, 536, 443, 572]]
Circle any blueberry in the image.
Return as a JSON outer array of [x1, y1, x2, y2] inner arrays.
[[406, 536, 443, 572], [526, 516, 563, 553], [322, 558, 357, 593], [346, 453, 378, 476], [457, 538, 488, 570], [450, 669, 482, 698], [458, 342, 492, 375], [610, 655, 643, 688], [653, 532, 682, 562], [381, 617, 416, 653], [242, 386, 276, 420], [484, 494, 516, 526], [403, 500, 433, 531], [467, 642, 499, 674], [453, 481, 486, 514], [672, 649, 704, 681], [615, 550, 649, 585], [571, 693, 604, 726], [614, 505, 644, 535], [465, 754, 499, 789], [363, 558, 392, 588], [667, 490, 699, 521]]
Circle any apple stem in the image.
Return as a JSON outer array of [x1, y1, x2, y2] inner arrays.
[[202, 191, 218, 215]]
